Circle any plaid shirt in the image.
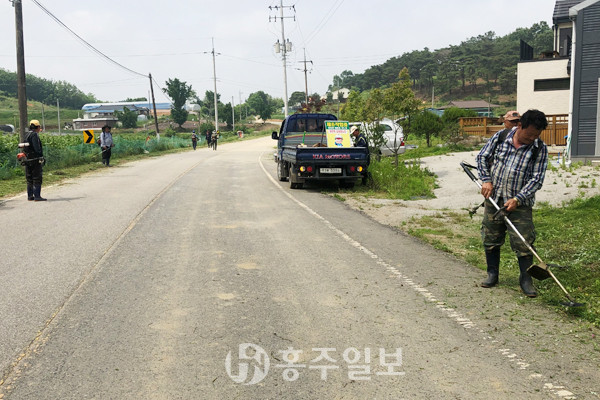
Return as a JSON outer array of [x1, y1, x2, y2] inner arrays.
[[476, 127, 548, 207]]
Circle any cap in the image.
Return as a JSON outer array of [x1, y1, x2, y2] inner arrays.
[[29, 119, 41, 128], [350, 125, 358, 134], [503, 110, 521, 121]]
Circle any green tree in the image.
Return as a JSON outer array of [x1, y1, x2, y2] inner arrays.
[[247, 91, 274, 121], [413, 110, 444, 147], [121, 97, 147, 102], [440, 107, 477, 125], [362, 88, 387, 160], [383, 68, 421, 164], [163, 78, 195, 128], [115, 106, 138, 129], [219, 103, 233, 129], [340, 90, 365, 122], [289, 91, 306, 106]]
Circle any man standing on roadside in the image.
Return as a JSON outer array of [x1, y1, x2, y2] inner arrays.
[[100, 125, 114, 167], [501, 110, 521, 130], [23, 120, 46, 201], [206, 129, 212, 148], [351, 125, 368, 148], [351, 125, 370, 184], [191, 130, 198, 150], [476, 109, 548, 297]]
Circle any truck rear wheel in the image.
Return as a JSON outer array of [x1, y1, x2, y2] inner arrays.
[[289, 166, 303, 189], [277, 161, 288, 181]]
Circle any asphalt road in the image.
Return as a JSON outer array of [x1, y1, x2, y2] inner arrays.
[[0, 137, 598, 399]]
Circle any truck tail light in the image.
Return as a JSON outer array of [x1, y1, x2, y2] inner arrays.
[[349, 166, 356, 172], [357, 166, 364, 172], [307, 166, 313, 173]]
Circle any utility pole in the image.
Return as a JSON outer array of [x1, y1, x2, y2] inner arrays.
[[269, 2, 295, 118], [41, 103, 45, 131], [149, 73, 160, 138], [13, 0, 28, 141], [200, 38, 220, 132], [238, 91, 243, 123], [299, 48, 313, 105], [231, 96, 235, 133], [57, 99, 61, 134], [211, 38, 219, 132]]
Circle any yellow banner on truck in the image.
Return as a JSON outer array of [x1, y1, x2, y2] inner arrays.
[[325, 121, 351, 147]]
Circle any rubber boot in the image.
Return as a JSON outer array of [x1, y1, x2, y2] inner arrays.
[[481, 248, 500, 288], [27, 184, 34, 201], [518, 255, 537, 297], [33, 185, 46, 202]]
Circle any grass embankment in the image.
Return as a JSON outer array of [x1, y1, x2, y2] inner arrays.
[[406, 195, 600, 327], [336, 137, 600, 327], [0, 128, 270, 199]]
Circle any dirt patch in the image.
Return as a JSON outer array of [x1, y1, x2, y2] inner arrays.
[[344, 151, 600, 228]]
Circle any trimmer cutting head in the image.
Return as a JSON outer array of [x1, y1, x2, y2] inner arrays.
[[527, 264, 551, 281], [561, 300, 586, 307]]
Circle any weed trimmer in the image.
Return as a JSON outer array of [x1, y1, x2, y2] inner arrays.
[[460, 161, 584, 308]]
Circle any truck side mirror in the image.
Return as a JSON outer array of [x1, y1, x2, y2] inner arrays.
[[272, 131, 279, 140]]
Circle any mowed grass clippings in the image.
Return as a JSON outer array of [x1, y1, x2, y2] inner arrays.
[[405, 196, 600, 327]]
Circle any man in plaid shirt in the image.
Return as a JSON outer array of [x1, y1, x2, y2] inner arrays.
[[476, 109, 549, 297]]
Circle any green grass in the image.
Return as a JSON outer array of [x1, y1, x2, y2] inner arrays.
[[404, 198, 600, 327], [0, 128, 272, 199], [0, 96, 80, 130]]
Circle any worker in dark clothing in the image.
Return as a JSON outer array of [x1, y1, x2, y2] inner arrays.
[[206, 129, 212, 148], [351, 125, 368, 148], [351, 125, 370, 185], [23, 119, 46, 201]]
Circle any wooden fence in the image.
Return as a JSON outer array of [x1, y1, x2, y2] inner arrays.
[[459, 115, 568, 146]]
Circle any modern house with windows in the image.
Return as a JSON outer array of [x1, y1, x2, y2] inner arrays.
[[516, 1, 575, 115], [517, 0, 600, 161]]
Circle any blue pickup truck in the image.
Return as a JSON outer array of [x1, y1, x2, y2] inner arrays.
[[272, 113, 369, 189]]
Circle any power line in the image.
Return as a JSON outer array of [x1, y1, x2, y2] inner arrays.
[[304, 0, 345, 45], [29, 0, 147, 79]]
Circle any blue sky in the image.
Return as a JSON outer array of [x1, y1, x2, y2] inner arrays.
[[1, 0, 555, 105]]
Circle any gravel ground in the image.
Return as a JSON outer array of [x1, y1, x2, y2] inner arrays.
[[344, 151, 600, 227]]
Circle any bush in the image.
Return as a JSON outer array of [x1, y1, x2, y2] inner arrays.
[[368, 158, 436, 200], [198, 122, 214, 135], [441, 107, 478, 125]]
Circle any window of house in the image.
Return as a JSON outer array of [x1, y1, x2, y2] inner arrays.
[[534, 78, 570, 91], [559, 27, 572, 57]]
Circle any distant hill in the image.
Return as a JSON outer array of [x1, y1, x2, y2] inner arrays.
[[329, 22, 553, 106], [0, 95, 81, 128], [0, 68, 98, 110]]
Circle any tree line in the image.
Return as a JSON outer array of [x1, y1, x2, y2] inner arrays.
[[162, 77, 285, 129], [329, 22, 553, 100], [0, 68, 98, 109]]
